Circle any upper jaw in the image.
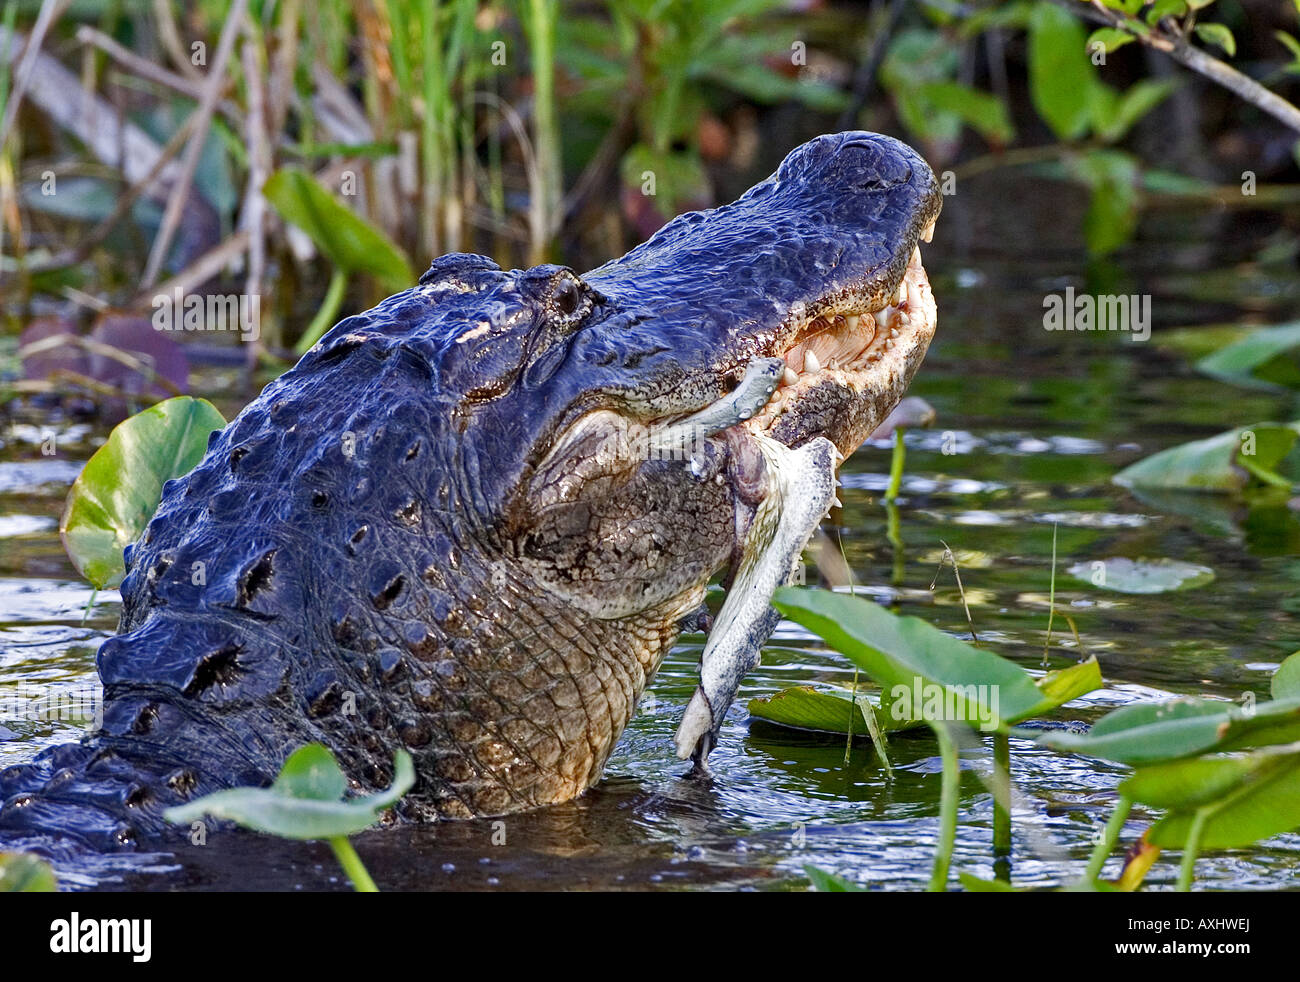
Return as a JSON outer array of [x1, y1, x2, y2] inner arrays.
[[746, 224, 938, 451]]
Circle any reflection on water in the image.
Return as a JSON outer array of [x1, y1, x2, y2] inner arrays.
[[3, 172, 1300, 890]]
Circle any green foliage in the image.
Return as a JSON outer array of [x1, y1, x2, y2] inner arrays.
[[804, 865, 868, 891], [771, 588, 1101, 733], [60, 397, 226, 589], [1029, 4, 1095, 141], [262, 168, 413, 295], [0, 851, 56, 892], [166, 743, 415, 892], [165, 743, 414, 841], [1113, 422, 1300, 492], [1195, 323, 1300, 390]]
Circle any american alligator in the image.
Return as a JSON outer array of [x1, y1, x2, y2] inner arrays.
[[0, 131, 940, 852]]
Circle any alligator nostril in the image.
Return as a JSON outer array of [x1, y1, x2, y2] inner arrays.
[[238, 549, 277, 605]]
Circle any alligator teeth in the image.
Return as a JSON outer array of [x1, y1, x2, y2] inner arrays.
[[921, 221, 934, 243], [845, 314, 860, 331], [885, 338, 895, 349], [911, 244, 922, 266], [803, 350, 821, 374], [782, 367, 799, 386], [898, 280, 908, 307], [878, 306, 898, 330]]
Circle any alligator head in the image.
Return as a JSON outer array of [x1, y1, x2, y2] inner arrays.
[[0, 132, 939, 849]]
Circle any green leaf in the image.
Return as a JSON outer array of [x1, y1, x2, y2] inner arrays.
[[751, 657, 1101, 737], [1145, 0, 1189, 24], [1086, 28, 1136, 54], [1066, 557, 1214, 594], [60, 397, 226, 589], [0, 852, 56, 891], [1273, 651, 1300, 701], [1098, 79, 1177, 142], [1022, 695, 1300, 767], [959, 872, 1021, 892], [1193, 23, 1236, 57], [263, 168, 413, 294], [915, 82, 1014, 144], [771, 588, 1102, 733], [1275, 31, 1300, 64], [1113, 422, 1300, 492], [1195, 322, 1300, 390], [1141, 748, 1300, 850], [1028, 3, 1097, 140], [749, 685, 874, 734], [165, 744, 414, 840], [804, 865, 868, 891], [276, 743, 350, 800]]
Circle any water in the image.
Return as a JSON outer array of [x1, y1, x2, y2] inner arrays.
[[3, 171, 1300, 890]]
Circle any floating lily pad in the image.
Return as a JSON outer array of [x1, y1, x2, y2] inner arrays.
[[768, 588, 1102, 734], [60, 396, 226, 589], [1066, 557, 1215, 594], [165, 743, 413, 840], [1113, 422, 1300, 493], [1272, 651, 1300, 701], [1196, 322, 1300, 391]]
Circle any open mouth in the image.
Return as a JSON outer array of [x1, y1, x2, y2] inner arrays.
[[744, 219, 938, 441]]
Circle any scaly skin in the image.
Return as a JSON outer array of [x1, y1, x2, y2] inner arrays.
[[0, 132, 941, 852]]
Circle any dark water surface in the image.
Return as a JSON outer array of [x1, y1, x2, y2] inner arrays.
[[4, 171, 1300, 890]]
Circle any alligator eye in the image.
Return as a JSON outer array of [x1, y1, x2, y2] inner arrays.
[[552, 276, 582, 317]]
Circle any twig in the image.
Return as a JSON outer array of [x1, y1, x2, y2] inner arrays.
[[0, 0, 73, 148], [240, 30, 270, 372], [75, 25, 242, 125], [932, 540, 979, 644], [1054, 0, 1300, 135], [134, 230, 250, 308], [151, 0, 202, 81], [17, 333, 185, 398], [142, 0, 249, 289]]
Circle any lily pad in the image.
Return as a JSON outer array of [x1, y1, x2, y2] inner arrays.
[[770, 588, 1102, 733], [165, 743, 413, 840], [1113, 422, 1300, 493], [1066, 557, 1214, 594], [60, 396, 226, 589], [1196, 322, 1300, 390], [1272, 651, 1300, 701], [1020, 694, 1300, 767]]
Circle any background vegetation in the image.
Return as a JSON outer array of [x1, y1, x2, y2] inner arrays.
[[3, 0, 1300, 395]]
